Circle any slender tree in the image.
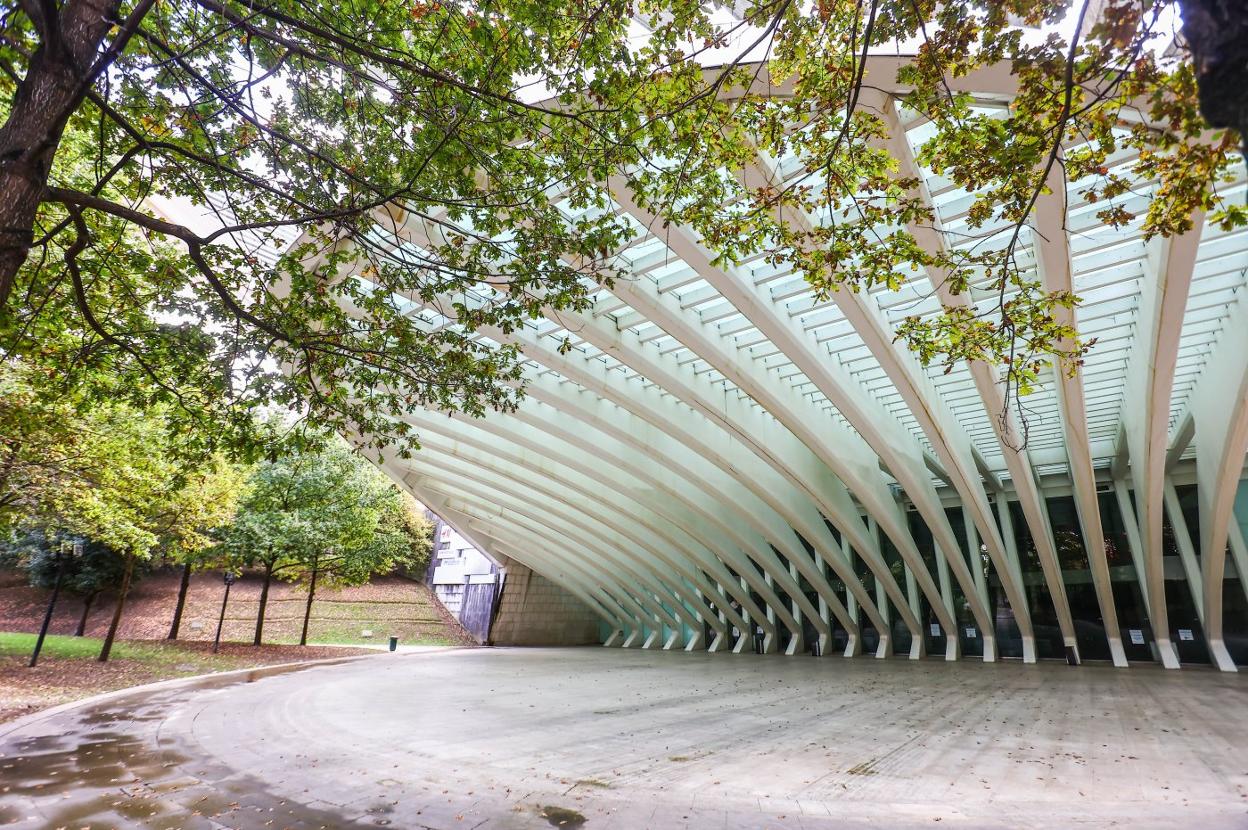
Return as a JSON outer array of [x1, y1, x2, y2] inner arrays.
[[291, 494, 431, 645], [163, 459, 247, 640], [1, 528, 140, 645], [216, 439, 428, 645], [167, 561, 193, 640]]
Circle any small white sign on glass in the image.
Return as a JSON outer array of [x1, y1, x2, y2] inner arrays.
[[965, 627, 977, 638], [930, 623, 941, 636], [1178, 629, 1194, 641], [1129, 629, 1145, 645]]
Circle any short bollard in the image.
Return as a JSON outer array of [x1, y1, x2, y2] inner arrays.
[[389, 635, 399, 652]]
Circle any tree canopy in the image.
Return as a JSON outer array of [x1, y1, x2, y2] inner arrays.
[[0, 0, 1242, 455], [0, 360, 244, 556], [0, 529, 134, 596], [213, 439, 429, 643], [217, 440, 427, 575]]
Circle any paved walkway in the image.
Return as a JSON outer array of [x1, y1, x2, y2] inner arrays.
[[1, 648, 1246, 829]]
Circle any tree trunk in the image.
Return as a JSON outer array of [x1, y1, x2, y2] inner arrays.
[[300, 560, 318, 646], [1178, 0, 1248, 158], [0, 0, 125, 311], [99, 553, 135, 663], [29, 556, 67, 667], [253, 560, 274, 646], [168, 562, 192, 640], [75, 591, 96, 637]]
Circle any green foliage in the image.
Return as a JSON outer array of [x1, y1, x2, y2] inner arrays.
[[1, 0, 645, 460], [0, 0, 1238, 455], [0, 360, 244, 557], [592, 0, 1241, 404], [0, 530, 137, 597], [216, 439, 430, 587]]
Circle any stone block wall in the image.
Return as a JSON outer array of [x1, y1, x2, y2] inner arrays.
[[489, 562, 602, 646]]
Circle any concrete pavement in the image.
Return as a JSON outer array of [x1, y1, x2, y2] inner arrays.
[[1, 647, 1246, 828]]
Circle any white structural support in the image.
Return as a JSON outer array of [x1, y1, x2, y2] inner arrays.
[[480, 317, 913, 655], [420, 400, 806, 651], [404, 443, 735, 649], [524, 302, 930, 655], [419, 476, 695, 649], [404, 414, 762, 649], [274, 57, 1243, 670], [1031, 162, 1128, 667], [397, 476, 628, 635], [361, 445, 630, 633], [1173, 285, 1248, 671], [503, 394, 822, 655], [608, 179, 1004, 660], [1118, 217, 1205, 669]]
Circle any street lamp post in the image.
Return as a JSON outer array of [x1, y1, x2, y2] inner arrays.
[[29, 538, 81, 668], [212, 571, 236, 654]]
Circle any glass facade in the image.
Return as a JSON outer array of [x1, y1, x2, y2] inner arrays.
[[692, 477, 1247, 665]]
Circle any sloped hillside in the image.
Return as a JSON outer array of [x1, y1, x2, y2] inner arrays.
[[0, 569, 476, 647]]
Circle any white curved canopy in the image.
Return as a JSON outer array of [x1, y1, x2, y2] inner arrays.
[[279, 57, 1246, 671]]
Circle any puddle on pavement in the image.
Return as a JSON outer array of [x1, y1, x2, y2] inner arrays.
[[0, 659, 365, 829]]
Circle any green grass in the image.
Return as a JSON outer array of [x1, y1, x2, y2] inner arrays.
[[0, 632, 220, 669], [1, 631, 120, 660]]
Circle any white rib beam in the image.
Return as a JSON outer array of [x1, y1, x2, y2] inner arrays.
[[509, 340, 900, 655], [421, 402, 800, 652], [1118, 215, 1205, 669], [515, 379, 841, 653], [403, 484, 629, 637], [521, 305, 930, 656], [425, 480, 686, 647], [723, 155, 1034, 661], [1031, 161, 1128, 667], [412, 464, 704, 648], [403, 442, 736, 650], [401, 413, 764, 651], [353, 437, 634, 637], [1184, 285, 1248, 671]]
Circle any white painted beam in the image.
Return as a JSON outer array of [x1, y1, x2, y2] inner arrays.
[[402, 413, 765, 651], [1183, 285, 1248, 671], [1118, 216, 1205, 669], [875, 97, 1081, 661]]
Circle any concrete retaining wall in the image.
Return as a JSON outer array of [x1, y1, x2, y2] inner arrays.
[[490, 563, 602, 646]]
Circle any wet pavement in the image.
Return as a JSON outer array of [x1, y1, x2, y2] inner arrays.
[[1, 648, 1247, 829]]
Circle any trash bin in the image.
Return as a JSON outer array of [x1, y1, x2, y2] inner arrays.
[[389, 636, 398, 652]]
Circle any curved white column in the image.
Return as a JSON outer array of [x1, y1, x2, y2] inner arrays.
[[1118, 216, 1205, 669], [410, 405, 799, 652], [501, 320, 926, 657], [424, 480, 689, 648]]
